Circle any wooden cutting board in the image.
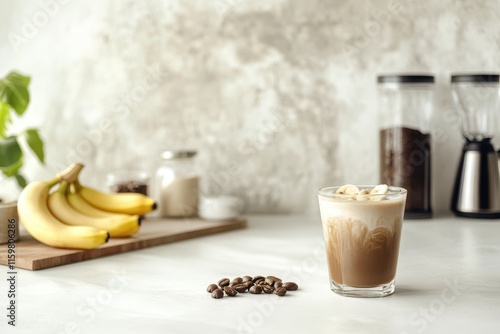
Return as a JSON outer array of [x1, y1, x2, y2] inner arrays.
[[0, 217, 246, 271]]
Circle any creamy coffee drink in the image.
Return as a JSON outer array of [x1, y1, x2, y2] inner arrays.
[[318, 185, 406, 297]]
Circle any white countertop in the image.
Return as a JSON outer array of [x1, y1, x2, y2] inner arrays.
[[2, 214, 500, 334]]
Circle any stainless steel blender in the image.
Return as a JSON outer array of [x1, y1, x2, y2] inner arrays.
[[451, 74, 500, 218]]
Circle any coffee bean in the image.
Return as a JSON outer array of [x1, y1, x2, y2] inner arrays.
[[262, 285, 274, 294], [269, 276, 282, 287], [232, 277, 243, 284], [234, 284, 248, 293], [275, 287, 287, 296], [209, 275, 297, 299], [265, 277, 274, 285], [249, 285, 262, 294], [282, 282, 299, 291], [218, 278, 230, 288], [206, 284, 218, 293], [224, 286, 237, 297], [211, 289, 224, 299], [267, 275, 281, 282], [252, 275, 265, 283]]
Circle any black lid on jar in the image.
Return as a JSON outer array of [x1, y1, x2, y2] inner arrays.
[[377, 75, 435, 84], [451, 74, 500, 83], [161, 150, 197, 159]]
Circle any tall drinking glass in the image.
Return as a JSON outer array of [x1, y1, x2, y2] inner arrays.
[[318, 185, 407, 297]]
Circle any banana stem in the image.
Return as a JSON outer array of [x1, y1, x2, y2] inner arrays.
[[45, 176, 62, 188], [58, 181, 69, 194], [72, 180, 83, 192], [57, 163, 84, 184]]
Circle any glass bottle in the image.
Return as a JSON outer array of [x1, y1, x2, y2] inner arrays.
[[155, 150, 199, 218], [378, 74, 435, 219]]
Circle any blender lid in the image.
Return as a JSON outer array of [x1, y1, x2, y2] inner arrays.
[[451, 74, 499, 83], [377, 74, 434, 84]]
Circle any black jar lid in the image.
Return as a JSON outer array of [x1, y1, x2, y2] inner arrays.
[[451, 74, 500, 83], [161, 150, 197, 159], [377, 75, 435, 84]]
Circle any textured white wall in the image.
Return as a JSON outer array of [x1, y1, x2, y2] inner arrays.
[[1, 0, 499, 214]]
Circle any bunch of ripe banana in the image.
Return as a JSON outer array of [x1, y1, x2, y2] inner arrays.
[[17, 163, 156, 250]]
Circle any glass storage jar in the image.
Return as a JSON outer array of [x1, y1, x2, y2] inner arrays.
[[155, 150, 199, 218], [378, 74, 435, 219], [106, 170, 149, 195]]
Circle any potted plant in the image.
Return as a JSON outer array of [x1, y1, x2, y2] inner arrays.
[[0, 71, 45, 243]]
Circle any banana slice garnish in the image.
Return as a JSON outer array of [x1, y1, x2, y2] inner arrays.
[[335, 184, 389, 201], [355, 188, 371, 201], [370, 184, 388, 195], [335, 184, 360, 195], [369, 184, 388, 201]]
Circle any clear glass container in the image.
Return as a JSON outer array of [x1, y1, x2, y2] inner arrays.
[[377, 74, 435, 219], [106, 170, 149, 195], [155, 150, 199, 218], [451, 74, 500, 141], [318, 185, 407, 297]]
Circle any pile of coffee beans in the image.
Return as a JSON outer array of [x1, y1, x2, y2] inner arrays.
[[207, 275, 298, 299]]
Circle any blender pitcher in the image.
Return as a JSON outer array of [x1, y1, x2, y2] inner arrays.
[[450, 74, 500, 218]]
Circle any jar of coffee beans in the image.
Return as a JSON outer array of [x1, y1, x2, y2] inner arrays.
[[106, 170, 149, 195], [378, 74, 435, 219]]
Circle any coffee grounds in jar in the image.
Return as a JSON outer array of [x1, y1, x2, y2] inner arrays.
[[111, 181, 148, 195], [379, 126, 431, 218]]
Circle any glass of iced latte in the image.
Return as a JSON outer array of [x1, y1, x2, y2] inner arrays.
[[318, 184, 407, 297]]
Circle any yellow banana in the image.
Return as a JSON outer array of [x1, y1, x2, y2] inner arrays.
[[48, 182, 141, 238], [67, 185, 121, 218], [73, 180, 157, 215], [17, 178, 109, 250]]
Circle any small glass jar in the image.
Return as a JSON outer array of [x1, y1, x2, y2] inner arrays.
[[377, 74, 435, 219], [106, 170, 149, 195], [155, 150, 199, 218]]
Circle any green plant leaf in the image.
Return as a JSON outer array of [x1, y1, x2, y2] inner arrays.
[[15, 173, 27, 188], [1, 155, 22, 177], [0, 136, 22, 168], [0, 101, 10, 138], [0, 71, 31, 116], [24, 128, 44, 163]]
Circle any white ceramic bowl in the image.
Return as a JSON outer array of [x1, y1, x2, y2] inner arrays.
[[199, 196, 244, 221]]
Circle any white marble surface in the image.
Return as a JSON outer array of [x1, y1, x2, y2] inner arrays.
[[2, 1, 500, 213], [2, 214, 499, 333]]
